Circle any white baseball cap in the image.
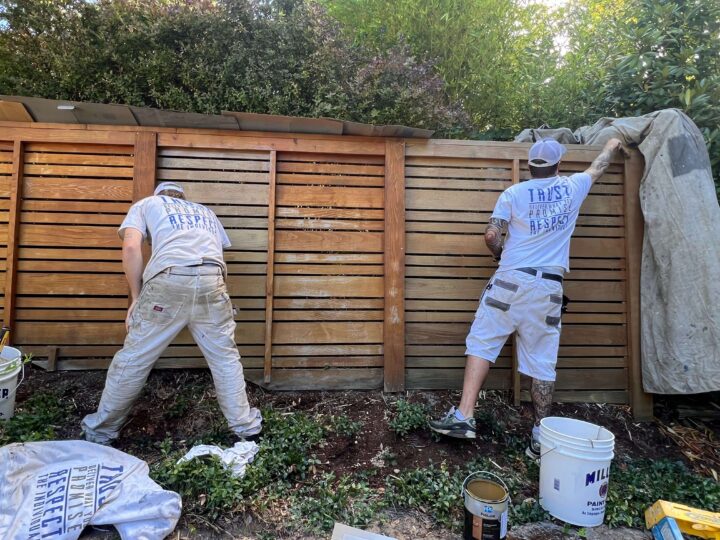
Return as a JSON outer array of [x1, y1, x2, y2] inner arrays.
[[528, 138, 567, 167], [154, 182, 184, 196]]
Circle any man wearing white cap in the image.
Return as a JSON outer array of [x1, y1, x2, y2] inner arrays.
[[82, 182, 262, 444], [430, 138, 625, 458]]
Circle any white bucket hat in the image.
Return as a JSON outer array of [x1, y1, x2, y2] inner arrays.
[[528, 138, 567, 167]]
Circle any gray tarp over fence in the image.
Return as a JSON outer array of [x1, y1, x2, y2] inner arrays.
[[516, 109, 720, 394]]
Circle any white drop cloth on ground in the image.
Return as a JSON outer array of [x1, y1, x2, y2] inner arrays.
[[0, 440, 181, 540], [178, 440, 259, 477]]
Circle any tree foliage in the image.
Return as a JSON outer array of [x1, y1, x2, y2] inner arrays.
[[602, 0, 720, 178], [0, 0, 469, 134], [0, 0, 719, 186], [322, 0, 551, 135]]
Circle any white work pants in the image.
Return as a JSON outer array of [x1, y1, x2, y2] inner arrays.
[[82, 267, 262, 444]]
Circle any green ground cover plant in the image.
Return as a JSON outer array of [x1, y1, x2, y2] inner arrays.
[[3, 372, 718, 537], [387, 399, 428, 437], [0, 391, 71, 445]]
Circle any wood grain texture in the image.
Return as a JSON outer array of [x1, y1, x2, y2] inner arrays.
[[624, 148, 653, 419], [0, 123, 638, 406], [384, 140, 405, 391], [264, 151, 277, 383], [4, 140, 23, 331]]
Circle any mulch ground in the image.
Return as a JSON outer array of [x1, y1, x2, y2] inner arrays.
[[9, 366, 720, 539]]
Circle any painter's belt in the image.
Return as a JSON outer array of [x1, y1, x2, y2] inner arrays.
[[164, 263, 223, 276], [517, 267, 563, 283]]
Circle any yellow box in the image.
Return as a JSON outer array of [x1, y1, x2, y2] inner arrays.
[[646, 500, 720, 540]]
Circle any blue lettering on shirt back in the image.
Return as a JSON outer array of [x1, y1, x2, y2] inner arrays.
[[160, 196, 218, 235], [527, 185, 573, 235]]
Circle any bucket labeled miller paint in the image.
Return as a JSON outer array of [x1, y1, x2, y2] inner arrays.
[[538, 417, 615, 527], [462, 471, 509, 540]]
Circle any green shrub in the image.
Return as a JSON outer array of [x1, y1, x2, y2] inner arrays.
[[327, 414, 362, 438], [509, 499, 550, 525], [291, 472, 381, 532], [0, 0, 468, 134], [605, 459, 720, 528], [152, 449, 243, 519], [151, 408, 327, 518], [384, 462, 464, 529], [0, 392, 70, 445], [239, 408, 325, 493], [388, 399, 428, 437]]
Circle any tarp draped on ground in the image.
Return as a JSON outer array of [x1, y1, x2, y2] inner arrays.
[[516, 109, 720, 394], [0, 440, 181, 540]]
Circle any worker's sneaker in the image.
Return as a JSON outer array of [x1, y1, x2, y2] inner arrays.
[[81, 431, 114, 447], [525, 425, 541, 460], [428, 407, 476, 439]]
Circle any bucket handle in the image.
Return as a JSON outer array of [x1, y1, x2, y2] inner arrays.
[[461, 470, 509, 498], [15, 361, 25, 391]]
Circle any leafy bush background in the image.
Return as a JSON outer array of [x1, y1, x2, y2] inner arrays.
[[0, 0, 717, 188]]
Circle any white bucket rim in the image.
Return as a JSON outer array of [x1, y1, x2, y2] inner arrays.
[[540, 416, 615, 446], [540, 441, 614, 462], [0, 347, 22, 377], [538, 433, 615, 454]]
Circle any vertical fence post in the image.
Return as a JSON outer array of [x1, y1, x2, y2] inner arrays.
[[133, 132, 157, 202], [624, 148, 653, 420], [4, 139, 24, 336], [263, 150, 277, 384], [384, 140, 406, 392], [510, 158, 522, 406], [132, 132, 157, 304]]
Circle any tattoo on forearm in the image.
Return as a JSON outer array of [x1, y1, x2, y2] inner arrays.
[[531, 378, 555, 425], [485, 218, 507, 259], [587, 147, 615, 182]]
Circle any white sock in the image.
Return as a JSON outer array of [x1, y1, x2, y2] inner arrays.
[[454, 407, 466, 421]]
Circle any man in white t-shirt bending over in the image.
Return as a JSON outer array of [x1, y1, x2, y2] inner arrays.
[[82, 182, 262, 444], [429, 138, 625, 458]]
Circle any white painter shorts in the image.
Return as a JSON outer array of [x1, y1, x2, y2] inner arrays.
[[465, 268, 563, 381]]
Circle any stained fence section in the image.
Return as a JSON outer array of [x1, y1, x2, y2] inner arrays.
[[14, 143, 134, 365], [269, 152, 385, 389], [154, 147, 271, 374], [0, 124, 646, 411], [403, 142, 630, 404], [404, 149, 514, 390]]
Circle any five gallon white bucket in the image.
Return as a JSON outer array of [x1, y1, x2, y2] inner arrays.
[[0, 346, 24, 420], [538, 417, 615, 527]]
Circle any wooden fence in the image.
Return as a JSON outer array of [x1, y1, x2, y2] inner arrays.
[[0, 122, 652, 418]]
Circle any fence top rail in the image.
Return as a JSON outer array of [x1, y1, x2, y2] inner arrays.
[[0, 120, 612, 154]]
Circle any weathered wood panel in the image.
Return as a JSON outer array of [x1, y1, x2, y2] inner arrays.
[[270, 151, 385, 375], [403, 146, 630, 401], [1, 124, 639, 406], [14, 142, 134, 347]]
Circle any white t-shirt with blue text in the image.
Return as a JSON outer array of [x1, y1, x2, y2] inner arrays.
[[119, 195, 231, 283], [491, 173, 592, 273]]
